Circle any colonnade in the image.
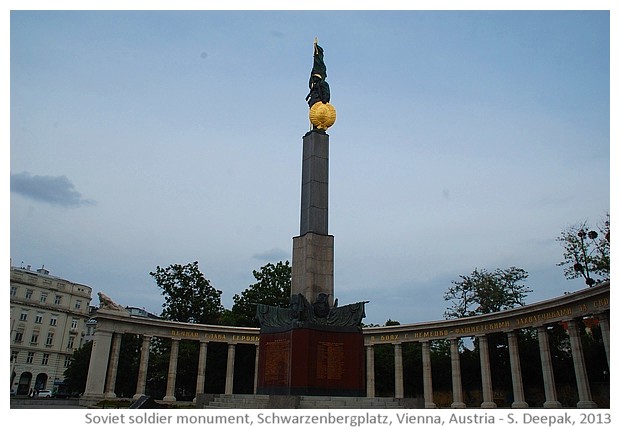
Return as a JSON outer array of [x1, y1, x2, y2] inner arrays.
[[82, 282, 609, 407], [99, 333, 260, 401], [364, 312, 609, 408], [83, 320, 262, 402]]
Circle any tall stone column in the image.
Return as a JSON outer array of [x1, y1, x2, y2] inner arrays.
[[225, 343, 236, 395], [450, 338, 466, 408], [537, 326, 561, 408], [506, 331, 528, 408], [83, 329, 113, 399], [478, 335, 497, 408], [394, 343, 404, 399], [597, 312, 610, 367], [422, 341, 436, 408], [291, 130, 334, 305], [253, 345, 260, 394], [104, 332, 122, 398], [133, 335, 151, 400], [163, 339, 179, 402], [194, 341, 208, 402], [567, 320, 597, 408], [366, 345, 375, 398]]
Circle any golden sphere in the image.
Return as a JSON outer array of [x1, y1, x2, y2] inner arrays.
[[309, 102, 336, 130]]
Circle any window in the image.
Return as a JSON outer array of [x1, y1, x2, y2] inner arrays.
[[11, 351, 18, 363], [19, 310, 28, 321], [75, 300, 82, 310], [87, 325, 95, 336], [46, 332, 54, 346], [35, 313, 43, 324], [54, 295, 62, 305], [64, 356, 71, 368], [25, 289, 33, 299], [40, 292, 48, 303], [50, 315, 58, 326], [10, 286, 17, 296], [71, 319, 79, 330], [26, 352, 34, 364], [67, 336, 75, 349], [42, 354, 50, 365], [14, 331, 24, 343], [30, 332, 39, 344]]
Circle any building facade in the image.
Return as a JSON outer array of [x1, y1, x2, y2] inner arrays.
[[10, 265, 93, 395]]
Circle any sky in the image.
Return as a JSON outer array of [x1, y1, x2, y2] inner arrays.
[[5, 3, 615, 327]]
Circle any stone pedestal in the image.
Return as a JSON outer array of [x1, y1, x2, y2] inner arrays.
[[292, 233, 334, 306], [256, 326, 365, 396]]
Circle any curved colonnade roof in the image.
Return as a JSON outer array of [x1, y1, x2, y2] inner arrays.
[[92, 282, 609, 345]]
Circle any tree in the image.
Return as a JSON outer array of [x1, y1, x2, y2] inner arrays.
[[150, 261, 223, 324], [444, 267, 530, 319], [230, 261, 291, 327], [443, 267, 531, 404], [557, 213, 610, 286], [113, 334, 142, 397], [63, 341, 93, 394]]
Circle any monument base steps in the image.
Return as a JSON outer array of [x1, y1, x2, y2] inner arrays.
[[202, 394, 407, 409]]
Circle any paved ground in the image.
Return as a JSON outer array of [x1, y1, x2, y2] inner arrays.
[[10, 398, 88, 409]]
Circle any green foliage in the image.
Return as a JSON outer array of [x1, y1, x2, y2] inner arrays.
[[145, 337, 171, 399], [114, 334, 141, 397], [557, 213, 610, 286], [150, 261, 224, 324], [63, 340, 93, 394], [230, 261, 291, 327], [444, 267, 531, 319], [373, 344, 395, 396]]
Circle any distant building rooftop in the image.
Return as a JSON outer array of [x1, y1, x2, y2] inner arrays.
[[126, 306, 161, 319]]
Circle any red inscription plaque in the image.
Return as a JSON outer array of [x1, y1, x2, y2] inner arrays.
[[257, 327, 364, 396], [263, 338, 290, 384], [316, 341, 344, 380]]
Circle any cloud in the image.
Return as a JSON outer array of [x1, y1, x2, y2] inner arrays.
[[10, 172, 96, 208], [252, 247, 290, 262]]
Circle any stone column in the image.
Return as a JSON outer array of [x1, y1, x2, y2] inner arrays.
[[597, 312, 610, 367], [506, 331, 528, 408], [163, 339, 179, 402], [291, 130, 334, 306], [224, 343, 236, 395], [449, 338, 466, 408], [133, 335, 151, 400], [194, 341, 208, 402], [104, 332, 122, 398], [83, 329, 113, 399], [567, 320, 597, 408], [478, 335, 497, 408], [253, 344, 260, 394], [366, 345, 375, 398], [537, 326, 561, 408], [394, 343, 404, 399], [299, 130, 329, 237], [422, 341, 436, 408]]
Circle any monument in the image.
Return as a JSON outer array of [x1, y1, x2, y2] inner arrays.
[[255, 39, 368, 396]]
